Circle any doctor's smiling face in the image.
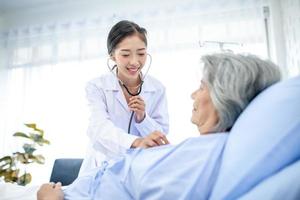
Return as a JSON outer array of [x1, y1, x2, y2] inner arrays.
[[107, 20, 148, 86], [111, 34, 147, 83], [191, 80, 219, 135]]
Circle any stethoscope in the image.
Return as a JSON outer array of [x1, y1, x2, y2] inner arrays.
[[107, 54, 152, 134]]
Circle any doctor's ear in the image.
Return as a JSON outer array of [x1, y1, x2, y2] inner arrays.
[[110, 54, 116, 61]]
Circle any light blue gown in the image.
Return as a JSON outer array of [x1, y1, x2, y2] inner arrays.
[[64, 133, 228, 200]]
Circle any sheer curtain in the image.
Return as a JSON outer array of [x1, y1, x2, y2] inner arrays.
[[0, 0, 267, 184]]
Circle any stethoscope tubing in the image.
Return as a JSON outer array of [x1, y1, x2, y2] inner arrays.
[[107, 54, 152, 134]]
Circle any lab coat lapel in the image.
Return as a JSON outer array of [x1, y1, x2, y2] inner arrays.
[[139, 77, 156, 105], [116, 89, 129, 112], [106, 73, 129, 112]]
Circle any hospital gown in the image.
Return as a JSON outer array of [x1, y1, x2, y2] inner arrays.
[[64, 133, 228, 200]]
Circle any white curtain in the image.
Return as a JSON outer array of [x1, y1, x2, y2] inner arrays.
[[0, 0, 267, 184]]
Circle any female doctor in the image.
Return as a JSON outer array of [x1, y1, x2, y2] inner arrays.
[[79, 20, 170, 174]]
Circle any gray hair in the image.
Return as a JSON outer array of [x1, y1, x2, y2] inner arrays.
[[201, 53, 282, 132]]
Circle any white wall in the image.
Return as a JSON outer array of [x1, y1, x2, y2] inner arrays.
[[268, 0, 300, 77], [280, 0, 300, 77], [0, 17, 3, 42], [0, 16, 6, 70], [0, 16, 3, 31], [268, 0, 287, 75]]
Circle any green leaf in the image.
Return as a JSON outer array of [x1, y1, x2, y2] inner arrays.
[[31, 155, 45, 164], [0, 156, 13, 163], [0, 169, 19, 183], [0, 163, 11, 170], [35, 128, 44, 135], [17, 173, 32, 186], [0, 156, 14, 170], [23, 144, 36, 154], [42, 139, 50, 145], [0, 123, 50, 185], [25, 123, 44, 135], [13, 132, 30, 139], [36, 139, 51, 146], [24, 123, 36, 129], [29, 133, 50, 146], [14, 152, 26, 163], [11, 169, 20, 180], [29, 133, 42, 142]]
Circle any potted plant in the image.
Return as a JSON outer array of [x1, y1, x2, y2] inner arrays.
[[0, 123, 50, 185]]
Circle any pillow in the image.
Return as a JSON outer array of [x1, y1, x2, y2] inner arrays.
[[210, 76, 300, 200], [238, 160, 300, 200]]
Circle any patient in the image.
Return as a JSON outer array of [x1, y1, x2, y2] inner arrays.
[[37, 52, 281, 200]]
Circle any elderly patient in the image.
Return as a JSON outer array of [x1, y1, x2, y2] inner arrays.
[[37, 52, 281, 200]]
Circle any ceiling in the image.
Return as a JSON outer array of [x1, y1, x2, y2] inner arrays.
[[0, 0, 110, 15], [0, 0, 63, 12], [0, 0, 265, 30], [0, 0, 265, 14], [0, 0, 178, 30]]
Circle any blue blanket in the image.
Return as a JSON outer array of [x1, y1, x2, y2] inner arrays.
[[64, 133, 228, 200]]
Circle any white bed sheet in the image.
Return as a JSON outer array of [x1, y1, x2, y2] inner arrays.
[[0, 182, 39, 200]]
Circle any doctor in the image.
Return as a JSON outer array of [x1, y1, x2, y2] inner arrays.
[[79, 20, 169, 175]]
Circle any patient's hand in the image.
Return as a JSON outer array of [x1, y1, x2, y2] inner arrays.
[[37, 182, 64, 200], [131, 131, 170, 148]]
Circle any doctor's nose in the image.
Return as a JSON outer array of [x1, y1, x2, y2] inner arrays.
[[129, 55, 139, 66]]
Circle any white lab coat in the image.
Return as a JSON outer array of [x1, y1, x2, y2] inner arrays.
[[79, 73, 169, 175]]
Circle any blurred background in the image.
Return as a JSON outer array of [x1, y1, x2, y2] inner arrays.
[[0, 0, 299, 185]]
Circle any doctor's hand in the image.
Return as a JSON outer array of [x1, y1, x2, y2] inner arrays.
[[131, 131, 170, 148], [128, 96, 145, 123]]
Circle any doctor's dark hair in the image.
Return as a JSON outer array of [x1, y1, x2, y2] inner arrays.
[[107, 20, 147, 55], [201, 53, 282, 132]]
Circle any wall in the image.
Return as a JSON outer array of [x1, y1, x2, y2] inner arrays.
[[268, 0, 300, 77], [268, 0, 287, 75], [281, 0, 300, 77], [0, 16, 6, 70]]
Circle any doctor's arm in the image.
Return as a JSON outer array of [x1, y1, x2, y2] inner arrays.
[[131, 130, 169, 148], [86, 82, 139, 158], [134, 87, 169, 137]]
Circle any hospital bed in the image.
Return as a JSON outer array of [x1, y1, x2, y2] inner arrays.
[[0, 75, 299, 199]]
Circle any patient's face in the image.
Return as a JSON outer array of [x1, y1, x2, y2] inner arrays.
[[191, 80, 219, 134]]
